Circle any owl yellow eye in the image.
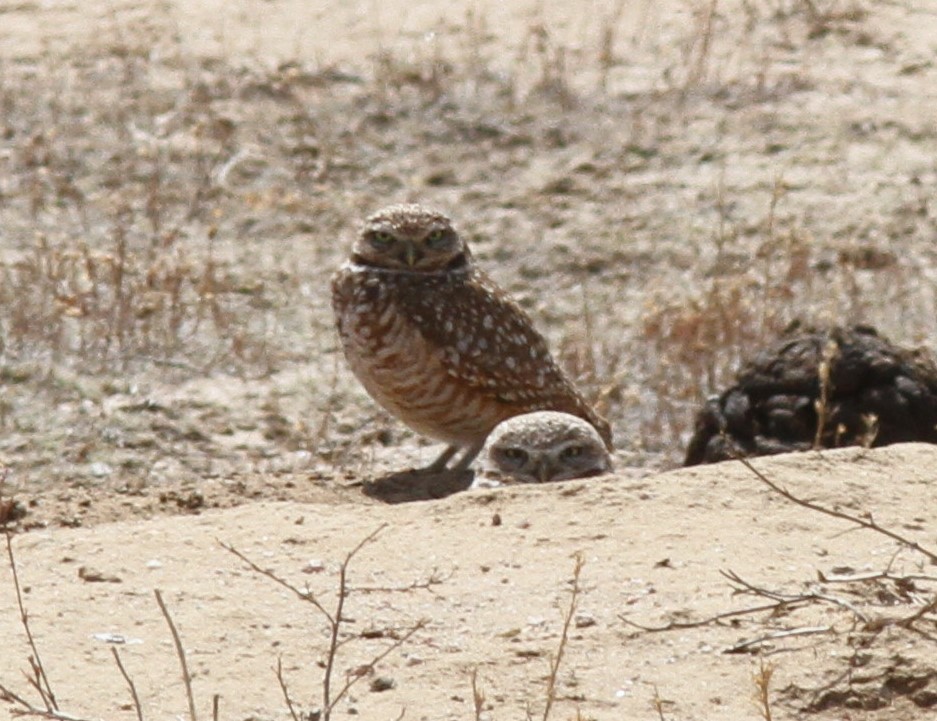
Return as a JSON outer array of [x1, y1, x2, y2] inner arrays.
[[369, 231, 395, 247], [498, 447, 529, 468], [425, 229, 450, 248], [560, 445, 583, 460]]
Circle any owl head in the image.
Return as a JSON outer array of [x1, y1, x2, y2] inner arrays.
[[478, 411, 612, 486], [352, 204, 470, 272]]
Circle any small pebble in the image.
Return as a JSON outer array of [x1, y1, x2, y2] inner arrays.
[[302, 559, 326, 573], [369, 676, 395, 692]]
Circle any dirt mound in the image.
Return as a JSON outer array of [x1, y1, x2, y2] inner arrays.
[[3, 444, 937, 721]]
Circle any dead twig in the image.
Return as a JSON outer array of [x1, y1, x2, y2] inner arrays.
[[351, 568, 450, 595], [542, 552, 584, 721], [225, 523, 425, 721], [897, 595, 937, 630], [735, 455, 937, 564], [154, 590, 198, 721], [2, 470, 58, 714], [0, 683, 95, 721], [322, 524, 386, 718], [1, 472, 94, 721], [328, 619, 427, 713], [651, 684, 670, 721], [275, 658, 300, 721], [725, 625, 832, 654], [619, 599, 807, 632], [110, 647, 144, 721], [721, 570, 870, 624], [221, 542, 335, 621], [817, 569, 937, 584]]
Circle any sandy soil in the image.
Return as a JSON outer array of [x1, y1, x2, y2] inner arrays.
[[3, 444, 937, 720], [1, 1, 937, 720]]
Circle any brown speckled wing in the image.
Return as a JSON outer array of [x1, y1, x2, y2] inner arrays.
[[390, 268, 610, 440]]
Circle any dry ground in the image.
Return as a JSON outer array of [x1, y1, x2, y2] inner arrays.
[[1, 1, 937, 719]]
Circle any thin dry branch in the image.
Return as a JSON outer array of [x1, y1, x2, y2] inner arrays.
[[324, 524, 387, 717], [619, 600, 807, 632], [327, 619, 427, 713], [721, 570, 870, 624], [2, 475, 58, 713], [221, 541, 334, 621], [817, 569, 937, 584], [154, 590, 198, 721], [225, 524, 410, 721], [0, 683, 95, 721], [351, 568, 450, 595], [110, 647, 144, 721], [275, 658, 300, 721], [735, 454, 937, 564], [897, 595, 937, 630], [542, 552, 584, 721], [724, 625, 832, 654]]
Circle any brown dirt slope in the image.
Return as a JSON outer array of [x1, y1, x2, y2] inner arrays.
[[3, 443, 937, 721]]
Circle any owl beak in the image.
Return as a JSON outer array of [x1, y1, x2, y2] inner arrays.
[[405, 242, 420, 267], [536, 461, 553, 483]]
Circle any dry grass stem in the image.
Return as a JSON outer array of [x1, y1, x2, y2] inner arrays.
[[542, 552, 584, 721], [470, 667, 486, 721], [0, 688, 97, 721], [154, 589, 198, 721], [1, 478, 93, 721], [812, 341, 836, 449], [651, 684, 670, 721], [752, 657, 774, 720], [3, 504, 57, 713], [275, 658, 300, 721], [350, 568, 450, 595], [110, 647, 144, 721]]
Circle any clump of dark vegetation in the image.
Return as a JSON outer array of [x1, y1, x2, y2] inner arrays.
[[684, 324, 937, 465]]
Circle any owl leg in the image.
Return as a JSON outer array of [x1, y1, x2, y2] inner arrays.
[[424, 441, 483, 473], [450, 440, 485, 472], [425, 444, 460, 473]]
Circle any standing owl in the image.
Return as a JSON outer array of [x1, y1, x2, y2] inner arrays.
[[331, 203, 612, 474], [474, 411, 612, 487]]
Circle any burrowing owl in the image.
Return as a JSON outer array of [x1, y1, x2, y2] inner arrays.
[[331, 203, 612, 473], [474, 411, 612, 487]]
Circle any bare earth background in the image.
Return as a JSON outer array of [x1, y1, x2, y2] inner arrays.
[[1, 1, 937, 720]]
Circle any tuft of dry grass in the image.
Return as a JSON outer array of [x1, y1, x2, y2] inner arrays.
[[752, 657, 775, 721]]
